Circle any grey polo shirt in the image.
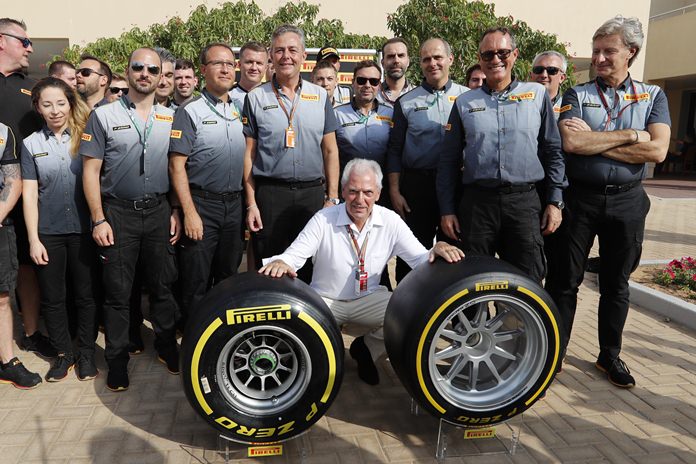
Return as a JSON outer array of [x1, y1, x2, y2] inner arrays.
[[333, 85, 352, 107], [229, 83, 250, 110], [80, 96, 174, 201], [334, 99, 393, 167], [21, 127, 89, 234], [375, 79, 416, 108], [242, 77, 338, 181], [0, 123, 18, 192], [387, 79, 469, 173], [437, 79, 566, 215], [559, 75, 671, 185], [169, 89, 245, 193]]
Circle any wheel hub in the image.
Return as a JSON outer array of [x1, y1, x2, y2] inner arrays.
[[250, 348, 278, 375]]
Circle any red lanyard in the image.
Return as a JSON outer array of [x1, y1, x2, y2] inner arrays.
[[272, 81, 301, 129], [346, 226, 370, 272], [594, 79, 638, 130]]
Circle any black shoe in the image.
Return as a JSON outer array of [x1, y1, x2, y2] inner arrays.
[[158, 349, 180, 375], [46, 353, 75, 382], [596, 355, 635, 388], [0, 357, 42, 389], [349, 336, 379, 385], [77, 354, 98, 381], [128, 332, 145, 355], [21, 332, 58, 358], [106, 359, 129, 392]]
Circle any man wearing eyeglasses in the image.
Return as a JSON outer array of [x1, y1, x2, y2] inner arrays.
[[169, 43, 246, 330], [556, 16, 671, 389], [529, 51, 567, 120], [0, 18, 56, 362], [242, 25, 340, 284], [386, 37, 468, 283], [81, 47, 181, 392], [76, 54, 112, 109], [437, 27, 565, 284]]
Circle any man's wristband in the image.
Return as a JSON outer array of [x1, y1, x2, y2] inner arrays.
[[91, 218, 107, 230]]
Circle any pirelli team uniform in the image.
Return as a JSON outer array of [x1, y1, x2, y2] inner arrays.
[[437, 79, 566, 282], [334, 99, 393, 173], [169, 89, 246, 323], [80, 96, 179, 371]]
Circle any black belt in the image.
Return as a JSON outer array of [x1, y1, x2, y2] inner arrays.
[[255, 177, 324, 190], [403, 168, 436, 177], [467, 182, 536, 194], [570, 179, 641, 195], [105, 194, 166, 211], [190, 188, 241, 201]]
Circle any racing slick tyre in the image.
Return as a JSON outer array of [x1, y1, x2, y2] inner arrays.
[[181, 272, 344, 443], [385, 256, 562, 427]]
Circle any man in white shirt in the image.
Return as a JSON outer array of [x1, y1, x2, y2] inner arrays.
[[260, 158, 464, 385]]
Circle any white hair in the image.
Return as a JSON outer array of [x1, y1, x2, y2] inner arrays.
[[593, 15, 644, 67], [532, 50, 567, 72], [341, 159, 383, 190]]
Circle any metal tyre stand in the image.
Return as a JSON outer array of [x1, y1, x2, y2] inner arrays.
[[218, 433, 310, 463]]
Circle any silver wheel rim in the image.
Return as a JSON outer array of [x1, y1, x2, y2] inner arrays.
[[216, 326, 311, 415], [428, 294, 548, 411]]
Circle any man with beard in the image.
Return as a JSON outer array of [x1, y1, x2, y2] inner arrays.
[[169, 43, 246, 329], [387, 38, 468, 283], [229, 41, 268, 110], [81, 47, 181, 392], [376, 38, 415, 107], [154, 47, 176, 108], [76, 54, 111, 108], [172, 59, 197, 110], [48, 60, 76, 89]]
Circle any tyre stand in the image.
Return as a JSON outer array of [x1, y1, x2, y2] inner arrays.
[[411, 399, 524, 463], [218, 433, 310, 463]]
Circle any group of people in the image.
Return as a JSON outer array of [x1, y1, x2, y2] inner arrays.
[[0, 14, 670, 396]]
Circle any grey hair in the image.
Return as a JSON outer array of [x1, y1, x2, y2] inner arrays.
[[271, 24, 306, 50], [341, 159, 383, 190], [532, 50, 568, 72], [154, 47, 176, 66], [420, 38, 452, 57], [480, 27, 517, 51], [593, 15, 644, 67]]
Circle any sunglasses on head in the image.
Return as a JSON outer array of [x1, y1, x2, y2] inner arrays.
[[109, 87, 129, 95], [1, 32, 32, 48], [532, 66, 562, 76], [480, 49, 512, 62], [77, 68, 104, 78], [130, 62, 161, 75], [355, 76, 380, 87]]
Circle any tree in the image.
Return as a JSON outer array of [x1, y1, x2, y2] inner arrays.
[[387, 0, 574, 88]]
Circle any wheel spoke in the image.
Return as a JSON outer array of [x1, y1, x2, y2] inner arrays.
[[440, 328, 466, 343], [444, 354, 468, 381], [493, 346, 517, 361], [435, 345, 465, 360], [474, 302, 488, 327], [486, 307, 510, 330], [468, 360, 479, 391], [484, 358, 503, 383], [455, 312, 474, 333], [493, 329, 522, 343]]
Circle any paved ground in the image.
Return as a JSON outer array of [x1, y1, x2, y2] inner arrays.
[[2, 182, 696, 463]]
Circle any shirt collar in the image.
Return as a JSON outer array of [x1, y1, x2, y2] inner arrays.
[[272, 74, 303, 93], [232, 82, 250, 93], [350, 97, 379, 113], [421, 78, 453, 93], [202, 88, 225, 104], [481, 76, 519, 95], [120, 94, 136, 109], [41, 124, 71, 139], [596, 73, 633, 91], [336, 203, 384, 230]]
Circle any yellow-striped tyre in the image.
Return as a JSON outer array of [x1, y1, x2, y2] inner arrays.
[[181, 272, 344, 443], [385, 256, 562, 427]]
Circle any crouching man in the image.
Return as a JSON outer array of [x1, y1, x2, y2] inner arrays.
[[260, 158, 464, 385]]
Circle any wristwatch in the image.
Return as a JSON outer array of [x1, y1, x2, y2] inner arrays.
[[548, 200, 565, 210], [326, 197, 340, 205]]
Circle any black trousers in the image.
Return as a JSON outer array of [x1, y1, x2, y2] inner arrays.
[[395, 169, 447, 282], [35, 233, 97, 357], [555, 184, 649, 359], [457, 187, 546, 282], [252, 180, 324, 283], [178, 192, 244, 320], [100, 199, 178, 362]]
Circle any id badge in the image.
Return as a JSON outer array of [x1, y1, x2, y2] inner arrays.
[[354, 268, 368, 295], [285, 127, 296, 148]]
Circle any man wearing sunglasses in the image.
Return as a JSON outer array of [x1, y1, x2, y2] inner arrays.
[[106, 74, 129, 104], [556, 16, 671, 389], [169, 42, 246, 331], [81, 47, 181, 392], [529, 51, 567, 120], [386, 37, 468, 284], [437, 27, 565, 285], [0, 18, 56, 363], [76, 54, 112, 109]]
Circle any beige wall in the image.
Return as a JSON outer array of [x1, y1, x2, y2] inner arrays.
[[6, 0, 650, 78], [644, 9, 696, 80]]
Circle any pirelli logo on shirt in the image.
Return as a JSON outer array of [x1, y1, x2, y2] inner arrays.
[[448, 95, 458, 102], [376, 115, 392, 123], [32, 152, 48, 158], [559, 104, 573, 113], [170, 130, 182, 139], [300, 94, 319, 101], [242, 116, 248, 125], [155, 114, 173, 122], [81, 133, 93, 142], [0, 138, 5, 145], [624, 93, 650, 102], [20, 88, 32, 96], [508, 91, 535, 101], [444, 123, 452, 131]]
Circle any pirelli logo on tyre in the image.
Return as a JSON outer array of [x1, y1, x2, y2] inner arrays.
[[474, 281, 509, 291], [226, 304, 292, 325]]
